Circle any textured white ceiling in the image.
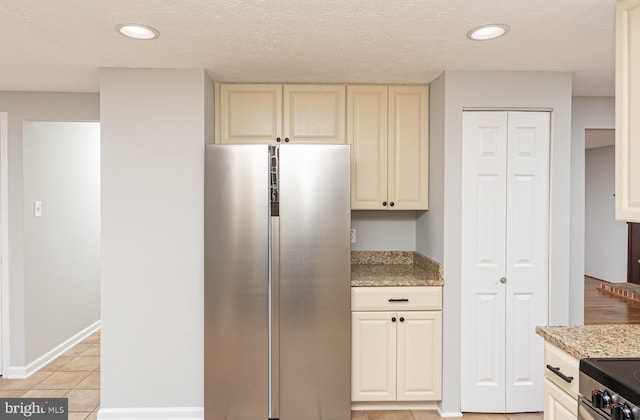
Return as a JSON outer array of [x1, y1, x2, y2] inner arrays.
[[0, 0, 617, 96]]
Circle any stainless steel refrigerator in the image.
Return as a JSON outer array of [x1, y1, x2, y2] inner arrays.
[[204, 144, 351, 420]]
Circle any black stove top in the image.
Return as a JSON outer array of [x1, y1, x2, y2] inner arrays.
[[581, 358, 640, 405]]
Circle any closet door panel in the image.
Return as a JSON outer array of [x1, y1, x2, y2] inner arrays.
[[505, 112, 550, 412], [461, 111, 508, 412]]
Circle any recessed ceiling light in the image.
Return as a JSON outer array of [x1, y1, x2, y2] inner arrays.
[[466, 24, 510, 41], [116, 24, 159, 40]]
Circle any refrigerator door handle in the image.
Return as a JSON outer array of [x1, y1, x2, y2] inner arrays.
[[269, 216, 280, 419]]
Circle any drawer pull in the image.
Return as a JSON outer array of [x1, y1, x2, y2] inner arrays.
[[388, 298, 409, 302], [546, 364, 573, 383]]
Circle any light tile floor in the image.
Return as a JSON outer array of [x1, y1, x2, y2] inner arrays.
[[0, 331, 543, 420], [0, 330, 100, 420]]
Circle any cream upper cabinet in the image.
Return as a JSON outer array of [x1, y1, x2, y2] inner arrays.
[[347, 85, 429, 210], [347, 85, 389, 209], [616, 0, 640, 222], [218, 84, 283, 144], [283, 85, 346, 144], [216, 83, 345, 144], [388, 86, 429, 210]]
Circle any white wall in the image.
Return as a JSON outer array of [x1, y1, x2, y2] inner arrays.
[[570, 96, 615, 322], [414, 71, 573, 415], [585, 145, 628, 282], [0, 92, 99, 369], [22, 121, 100, 362], [416, 73, 445, 263], [100, 68, 211, 415], [351, 211, 416, 251]]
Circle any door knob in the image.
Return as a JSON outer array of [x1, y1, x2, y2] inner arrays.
[[500, 277, 507, 284]]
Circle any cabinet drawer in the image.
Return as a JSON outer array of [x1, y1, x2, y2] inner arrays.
[[544, 342, 579, 398], [352, 286, 442, 311]]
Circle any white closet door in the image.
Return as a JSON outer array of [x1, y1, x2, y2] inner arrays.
[[505, 111, 549, 412], [461, 111, 509, 412], [461, 111, 549, 413]]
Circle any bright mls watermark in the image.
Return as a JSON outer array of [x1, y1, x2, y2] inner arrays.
[[0, 398, 67, 419]]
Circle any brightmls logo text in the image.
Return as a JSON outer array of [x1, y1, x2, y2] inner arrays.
[[0, 398, 67, 419], [5, 401, 45, 416]]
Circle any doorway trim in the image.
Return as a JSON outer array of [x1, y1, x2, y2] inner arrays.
[[629, 223, 640, 284], [0, 112, 8, 375]]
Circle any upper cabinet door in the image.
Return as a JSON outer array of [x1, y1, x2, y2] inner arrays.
[[219, 84, 283, 144], [347, 85, 388, 210], [283, 85, 346, 144], [388, 86, 429, 210], [616, 0, 640, 222]]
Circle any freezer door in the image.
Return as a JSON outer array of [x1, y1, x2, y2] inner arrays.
[[278, 145, 351, 420], [204, 145, 269, 420]]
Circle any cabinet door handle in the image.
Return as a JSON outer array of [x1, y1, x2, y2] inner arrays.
[[546, 364, 573, 383], [399, 317, 405, 322], [391, 317, 397, 322], [276, 137, 281, 143], [388, 298, 409, 302], [390, 202, 395, 207], [284, 137, 290, 143], [382, 201, 387, 207]]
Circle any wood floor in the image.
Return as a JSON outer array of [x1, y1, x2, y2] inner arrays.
[[584, 276, 640, 324]]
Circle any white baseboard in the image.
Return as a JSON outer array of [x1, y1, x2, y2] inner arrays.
[[352, 401, 438, 411], [98, 407, 204, 420], [4, 320, 100, 379], [437, 408, 464, 418]]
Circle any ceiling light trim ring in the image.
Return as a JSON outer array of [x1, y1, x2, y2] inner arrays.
[[466, 24, 510, 41], [116, 23, 159, 40]]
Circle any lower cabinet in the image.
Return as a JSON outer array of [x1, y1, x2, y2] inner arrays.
[[543, 342, 579, 420], [351, 287, 442, 402], [544, 378, 578, 420], [352, 311, 397, 401]]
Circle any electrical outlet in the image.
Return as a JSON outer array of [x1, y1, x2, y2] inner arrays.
[[350, 229, 356, 244]]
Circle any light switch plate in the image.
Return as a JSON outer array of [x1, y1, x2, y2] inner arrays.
[[350, 229, 356, 244], [34, 201, 42, 217]]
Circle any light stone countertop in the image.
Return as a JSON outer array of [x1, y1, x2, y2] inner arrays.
[[350, 251, 444, 287], [536, 324, 640, 359]]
